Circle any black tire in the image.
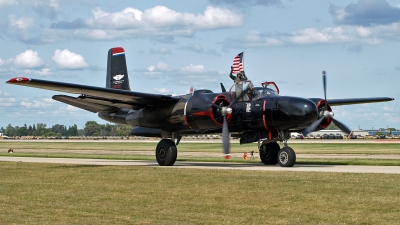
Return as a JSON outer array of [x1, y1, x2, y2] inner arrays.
[[155, 139, 177, 166], [259, 142, 280, 165], [277, 147, 296, 167]]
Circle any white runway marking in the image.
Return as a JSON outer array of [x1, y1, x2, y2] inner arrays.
[[1, 156, 400, 174]]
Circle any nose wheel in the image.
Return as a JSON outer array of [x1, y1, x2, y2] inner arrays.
[[277, 146, 296, 167]]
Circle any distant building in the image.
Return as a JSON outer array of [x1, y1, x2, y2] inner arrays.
[[292, 129, 400, 137]]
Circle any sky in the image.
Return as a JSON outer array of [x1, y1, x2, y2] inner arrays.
[[0, 0, 399, 131]]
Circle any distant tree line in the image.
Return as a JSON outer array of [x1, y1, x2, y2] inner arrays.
[[2, 121, 397, 137], [0, 121, 132, 137]]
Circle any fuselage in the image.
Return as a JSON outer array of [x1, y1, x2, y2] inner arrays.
[[99, 87, 319, 136]]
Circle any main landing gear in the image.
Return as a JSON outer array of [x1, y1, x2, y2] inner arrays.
[[155, 136, 296, 167], [259, 140, 296, 167], [155, 139, 177, 166]]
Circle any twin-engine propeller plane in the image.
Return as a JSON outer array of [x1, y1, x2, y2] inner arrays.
[[6, 47, 394, 167]]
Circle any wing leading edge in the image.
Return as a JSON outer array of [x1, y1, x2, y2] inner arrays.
[[328, 97, 394, 106], [309, 97, 394, 106], [6, 77, 180, 113]]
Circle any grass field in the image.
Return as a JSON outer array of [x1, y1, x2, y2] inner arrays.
[[1, 162, 400, 224], [1, 141, 400, 154], [1, 141, 400, 224]]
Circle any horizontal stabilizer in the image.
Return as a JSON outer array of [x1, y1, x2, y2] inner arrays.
[[53, 95, 118, 113]]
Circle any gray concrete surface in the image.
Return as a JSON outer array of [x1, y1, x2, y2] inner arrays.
[[1, 156, 400, 174]]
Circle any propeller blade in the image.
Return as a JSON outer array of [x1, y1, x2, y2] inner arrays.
[[229, 86, 251, 106], [222, 115, 230, 159], [219, 85, 251, 159], [301, 117, 325, 137], [220, 83, 226, 92], [212, 103, 222, 110], [323, 71, 327, 109], [332, 118, 351, 134]]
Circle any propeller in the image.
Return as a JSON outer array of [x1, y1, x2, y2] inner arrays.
[[189, 86, 195, 94], [301, 71, 351, 137], [214, 86, 251, 159], [220, 83, 226, 92]]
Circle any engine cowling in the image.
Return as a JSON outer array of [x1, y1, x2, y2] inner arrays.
[[315, 99, 332, 130], [184, 93, 232, 132]]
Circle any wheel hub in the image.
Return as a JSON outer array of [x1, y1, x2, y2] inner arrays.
[[158, 147, 167, 160], [279, 152, 289, 164]]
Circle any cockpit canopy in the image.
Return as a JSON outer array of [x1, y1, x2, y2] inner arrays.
[[228, 80, 280, 101]]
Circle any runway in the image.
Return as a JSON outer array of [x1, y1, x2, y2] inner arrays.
[[1, 156, 400, 174]]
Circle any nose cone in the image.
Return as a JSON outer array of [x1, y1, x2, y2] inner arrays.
[[274, 97, 318, 129]]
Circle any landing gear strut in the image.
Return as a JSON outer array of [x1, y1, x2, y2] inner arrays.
[[276, 130, 296, 167], [258, 130, 296, 167], [155, 139, 177, 166]]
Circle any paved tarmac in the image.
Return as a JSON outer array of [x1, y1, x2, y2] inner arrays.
[[1, 156, 400, 174]]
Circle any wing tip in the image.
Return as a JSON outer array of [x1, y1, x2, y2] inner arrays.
[[6, 77, 31, 84]]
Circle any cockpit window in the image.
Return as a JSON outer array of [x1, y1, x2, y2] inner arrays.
[[228, 80, 279, 102], [251, 87, 278, 100]]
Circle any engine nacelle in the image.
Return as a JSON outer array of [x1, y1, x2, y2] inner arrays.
[[184, 92, 232, 132], [312, 99, 333, 130], [124, 90, 232, 133]]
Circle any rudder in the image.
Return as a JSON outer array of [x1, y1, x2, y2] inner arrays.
[[106, 47, 131, 90]]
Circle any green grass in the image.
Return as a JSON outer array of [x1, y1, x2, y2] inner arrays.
[[1, 141, 400, 223], [1, 162, 400, 224], [1, 141, 400, 153]]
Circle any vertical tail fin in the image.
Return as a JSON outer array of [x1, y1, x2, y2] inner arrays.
[[106, 47, 131, 90]]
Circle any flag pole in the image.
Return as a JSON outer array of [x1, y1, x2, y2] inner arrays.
[[242, 51, 245, 72]]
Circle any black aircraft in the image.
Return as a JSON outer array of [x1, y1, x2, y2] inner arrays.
[[6, 47, 394, 167]]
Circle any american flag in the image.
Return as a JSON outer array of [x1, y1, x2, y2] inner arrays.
[[232, 52, 244, 74]]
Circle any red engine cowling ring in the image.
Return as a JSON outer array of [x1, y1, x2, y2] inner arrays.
[[316, 100, 332, 129]]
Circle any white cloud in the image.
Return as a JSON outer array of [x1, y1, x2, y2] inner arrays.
[[149, 47, 171, 54], [13, 50, 44, 69], [146, 62, 211, 75], [32, 0, 61, 20], [0, 0, 18, 7], [34, 68, 52, 76], [290, 27, 351, 44], [153, 88, 170, 93], [9, 15, 33, 30], [42, 98, 54, 104], [329, 5, 348, 24], [154, 62, 175, 71], [89, 7, 143, 29], [51, 49, 89, 69], [0, 97, 16, 107], [20, 98, 55, 109], [147, 65, 155, 72], [54, 6, 243, 40], [181, 64, 205, 73], [228, 23, 400, 48], [0, 58, 4, 66], [65, 105, 80, 112], [244, 31, 283, 47]]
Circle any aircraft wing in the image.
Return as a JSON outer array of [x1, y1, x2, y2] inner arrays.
[[6, 77, 180, 113], [309, 97, 394, 106]]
